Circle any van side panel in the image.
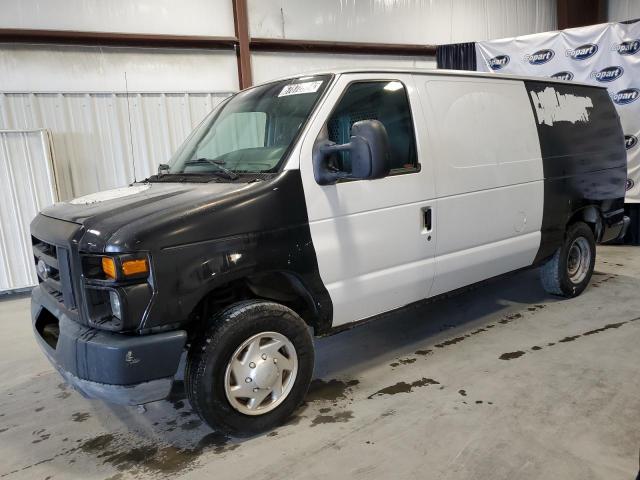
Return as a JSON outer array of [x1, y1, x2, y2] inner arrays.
[[524, 81, 627, 262], [420, 77, 544, 297]]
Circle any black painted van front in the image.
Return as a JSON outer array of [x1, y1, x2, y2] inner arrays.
[[30, 171, 330, 404]]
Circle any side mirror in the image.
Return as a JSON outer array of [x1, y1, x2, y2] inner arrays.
[[158, 163, 170, 175], [313, 119, 391, 185]]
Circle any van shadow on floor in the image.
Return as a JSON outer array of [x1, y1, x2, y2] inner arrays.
[[313, 267, 555, 379]]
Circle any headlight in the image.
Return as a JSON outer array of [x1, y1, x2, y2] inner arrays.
[[83, 254, 150, 281], [81, 254, 152, 332], [109, 290, 122, 319]]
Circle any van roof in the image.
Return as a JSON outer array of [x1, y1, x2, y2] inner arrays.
[[267, 67, 603, 89]]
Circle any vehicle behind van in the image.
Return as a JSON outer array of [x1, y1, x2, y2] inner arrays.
[[30, 69, 628, 434]]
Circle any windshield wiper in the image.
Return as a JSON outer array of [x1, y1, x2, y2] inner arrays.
[[182, 158, 239, 180]]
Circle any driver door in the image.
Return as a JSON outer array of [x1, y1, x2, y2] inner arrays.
[[298, 73, 437, 327]]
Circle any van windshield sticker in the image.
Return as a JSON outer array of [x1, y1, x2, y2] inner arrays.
[[278, 81, 323, 97], [529, 87, 593, 126]]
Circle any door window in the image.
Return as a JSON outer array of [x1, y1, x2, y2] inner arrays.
[[326, 81, 418, 174]]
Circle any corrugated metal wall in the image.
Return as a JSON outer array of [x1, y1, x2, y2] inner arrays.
[[0, 0, 235, 37], [608, 0, 640, 22], [248, 0, 557, 45], [251, 52, 436, 85], [0, 92, 231, 200], [0, 0, 560, 292], [0, 129, 58, 291]]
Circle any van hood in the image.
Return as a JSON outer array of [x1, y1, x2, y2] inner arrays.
[[40, 181, 259, 252]]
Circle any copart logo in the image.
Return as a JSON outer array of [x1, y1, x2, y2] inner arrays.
[[590, 66, 624, 82], [551, 71, 574, 81], [612, 39, 640, 56], [524, 49, 555, 65], [488, 55, 510, 70], [625, 134, 638, 150], [611, 88, 640, 105], [626, 178, 634, 191], [566, 43, 598, 60]]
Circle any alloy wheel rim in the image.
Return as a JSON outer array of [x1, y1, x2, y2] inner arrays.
[[224, 331, 298, 416]]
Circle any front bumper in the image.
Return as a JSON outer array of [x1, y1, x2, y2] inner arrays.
[[31, 286, 187, 405]]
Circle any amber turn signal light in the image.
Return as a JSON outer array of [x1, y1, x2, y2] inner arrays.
[[101, 257, 117, 280], [121, 258, 149, 277]]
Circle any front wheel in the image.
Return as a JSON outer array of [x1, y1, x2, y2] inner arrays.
[[540, 221, 596, 297], [185, 300, 314, 435]]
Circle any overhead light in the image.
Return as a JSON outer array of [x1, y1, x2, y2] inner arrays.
[[384, 81, 403, 91]]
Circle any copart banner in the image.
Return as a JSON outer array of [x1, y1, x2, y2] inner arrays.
[[476, 21, 640, 202]]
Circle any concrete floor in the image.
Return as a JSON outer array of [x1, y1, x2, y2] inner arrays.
[[1, 245, 639, 480]]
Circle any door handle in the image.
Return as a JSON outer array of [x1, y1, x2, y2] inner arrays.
[[423, 207, 432, 231], [422, 207, 432, 234]]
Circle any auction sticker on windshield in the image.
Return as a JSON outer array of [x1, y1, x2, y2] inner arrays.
[[278, 81, 323, 97]]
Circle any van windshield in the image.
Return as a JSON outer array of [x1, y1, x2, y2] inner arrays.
[[165, 75, 330, 178]]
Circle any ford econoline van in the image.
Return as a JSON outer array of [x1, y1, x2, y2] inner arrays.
[[30, 69, 629, 434]]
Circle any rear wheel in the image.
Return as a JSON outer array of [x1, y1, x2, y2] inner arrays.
[[540, 221, 595, 297], [185, 300, 314, 435]]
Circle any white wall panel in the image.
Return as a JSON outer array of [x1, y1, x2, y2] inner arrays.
[[608, 1, 640, 22], [0, 92, 231, 200], [248, 0, 557, 45], [0, 44, 238, 93], [0, 129, 57, 292], [252, 51, 436, 84], [0, 0, 235, 37]]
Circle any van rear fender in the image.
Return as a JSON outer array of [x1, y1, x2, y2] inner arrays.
[[569, 206, 603, 241]]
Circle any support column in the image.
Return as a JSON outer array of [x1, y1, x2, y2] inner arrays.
[[232, 0, 252, 89], [557, 0, 606, 30]]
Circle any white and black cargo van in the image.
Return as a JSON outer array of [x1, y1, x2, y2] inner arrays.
[[30, 69, 629, 434]]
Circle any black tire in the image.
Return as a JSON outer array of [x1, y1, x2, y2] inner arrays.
[[185, 300, 314, 436], [540, 221, 596, 297]]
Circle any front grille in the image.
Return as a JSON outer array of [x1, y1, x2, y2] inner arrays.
[[32, 236, 76, 309]]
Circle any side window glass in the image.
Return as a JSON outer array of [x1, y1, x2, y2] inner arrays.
[[326, 81, 418, 173]]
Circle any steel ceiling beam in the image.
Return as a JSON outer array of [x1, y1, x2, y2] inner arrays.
[[0, 28, 238, 49], [250, 37, 437, 56]]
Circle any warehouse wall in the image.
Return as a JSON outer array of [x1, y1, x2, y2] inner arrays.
[[0, 44, 235, 199], [0, 44, 238, 93], [0, 0, 558, 201], [252, 52, 436, 84], [0, 0, 558, 87], [0, 0, 558, 290], [0, 0, 236, 37], [608, 0, 640, 22], [250, 0, 556, 81], [248, 0, 557, 45], [0, 91, 230, 199]]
